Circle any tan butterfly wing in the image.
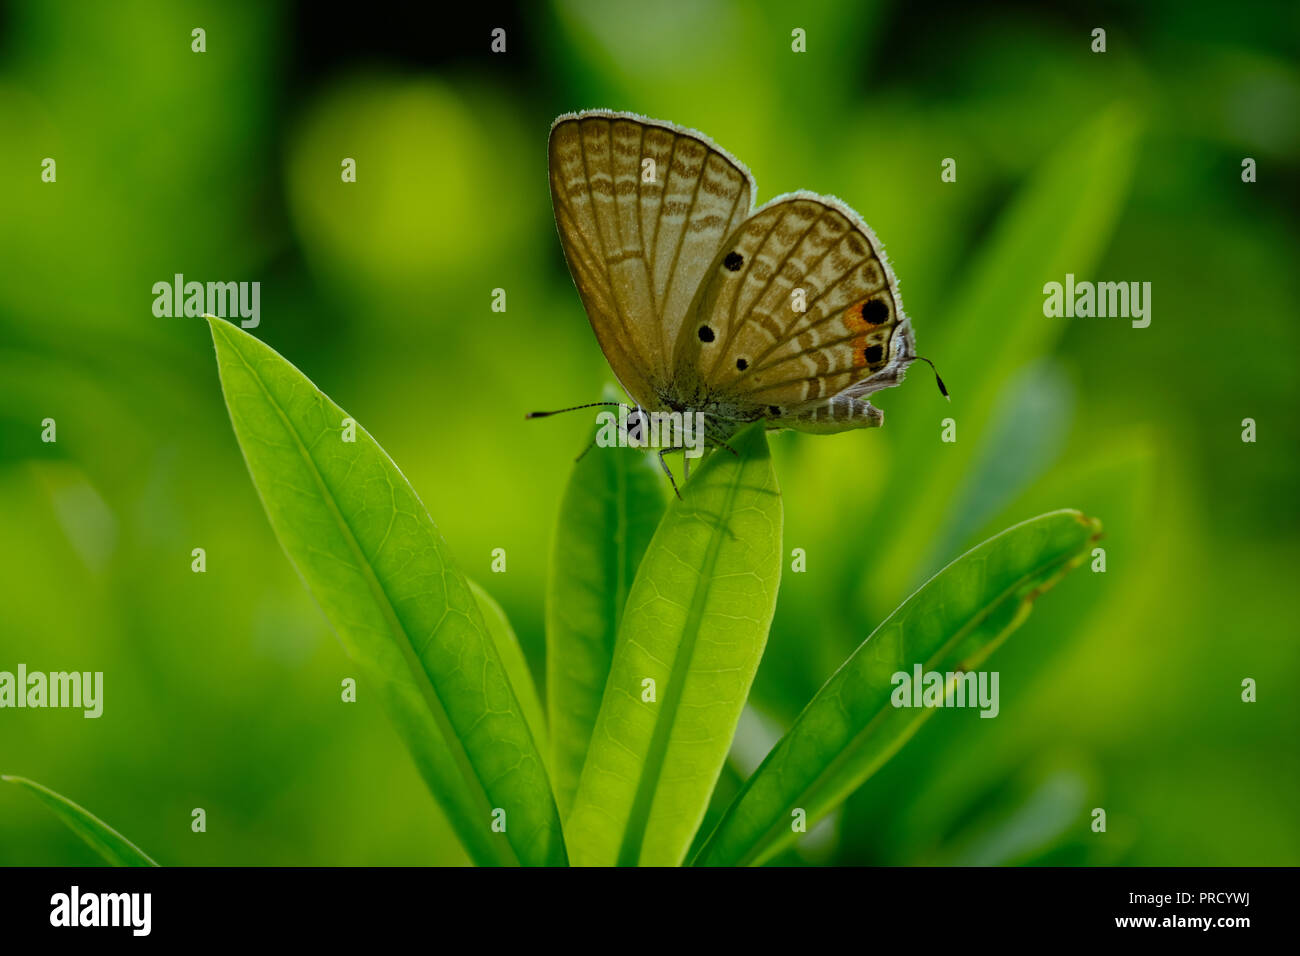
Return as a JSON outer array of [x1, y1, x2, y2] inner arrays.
[[548, 111, 754, 408], [670, 193, 915, 431]]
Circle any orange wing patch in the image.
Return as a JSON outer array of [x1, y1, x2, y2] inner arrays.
[[843, 295, 892, 369]]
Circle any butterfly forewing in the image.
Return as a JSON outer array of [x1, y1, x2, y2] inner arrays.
[[549, 112, 754, 408], [673, 194, 913, 414]]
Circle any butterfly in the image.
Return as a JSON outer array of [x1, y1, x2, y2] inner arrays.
[[531, 110, 945, 493]]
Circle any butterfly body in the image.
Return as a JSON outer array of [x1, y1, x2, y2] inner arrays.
[[547, 110, 929, 455]]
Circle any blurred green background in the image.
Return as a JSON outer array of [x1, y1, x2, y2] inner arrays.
[[2, 0, 1297, 866]]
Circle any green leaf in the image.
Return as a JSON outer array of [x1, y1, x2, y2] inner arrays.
[[546, 440, 666, 816], [694, 509, 1101, 867], [207, 317, 565, 867], [565, 423, 783, 866], [863, 105, 1138, 600], [3, 775, 158, 866], [923, 759, 1093, 866], [470, 580, 548, 762]]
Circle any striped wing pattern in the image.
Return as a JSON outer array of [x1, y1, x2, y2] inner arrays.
[[548, 112, 754, 408], [673, 195, 914, 430]]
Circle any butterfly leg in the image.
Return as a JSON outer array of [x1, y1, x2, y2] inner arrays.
[[573, 434, 600, 463], [657, 448, 682, 499]]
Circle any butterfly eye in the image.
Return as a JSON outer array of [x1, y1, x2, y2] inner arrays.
[[723, 251, 744, 271], [624, 409, 647, 439], [697, 325, 715, 342], [735, 358, 749, 371], [768, 405, 782, 416], [862, 299, 890, 324]]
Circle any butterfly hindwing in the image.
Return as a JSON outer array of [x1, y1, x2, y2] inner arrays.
[[672, 193, 914, 430], [548, 111, 754, 408]]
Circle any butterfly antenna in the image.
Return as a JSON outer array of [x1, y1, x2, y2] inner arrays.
[[525, 401, 624, 419], [914, 355, 950, 400]]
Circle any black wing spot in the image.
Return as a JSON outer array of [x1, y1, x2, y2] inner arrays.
[[864, 345, 884, 365], [862, 299, 890, 324], [768, 405, 781, 416], [698, 325, 715, 343], [723, 251, 743, 271], [736, 358, 749, 371]]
